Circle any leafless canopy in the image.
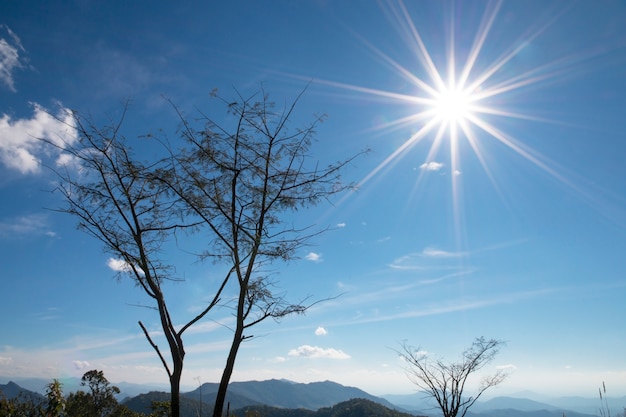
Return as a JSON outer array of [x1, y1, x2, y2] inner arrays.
[[399, 337, 508, 417]]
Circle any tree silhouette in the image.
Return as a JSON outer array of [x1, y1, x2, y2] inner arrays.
[[46, 87, 362, 417], [158, 88, 363, 417]]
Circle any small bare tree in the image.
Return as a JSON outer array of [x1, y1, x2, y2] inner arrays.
[[399, 337, 508, 417]]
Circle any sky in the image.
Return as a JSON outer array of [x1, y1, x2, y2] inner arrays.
[[1, 0, 626, 399]]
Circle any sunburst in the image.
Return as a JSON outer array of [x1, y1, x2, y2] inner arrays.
[[305, 0, 603, 241]]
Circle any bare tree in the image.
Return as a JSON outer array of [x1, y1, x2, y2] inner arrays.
[[47, 88, 362, 417], [398, 337, 508, 417], [157, 87, 363, 417], [47, 107, 225, 417]]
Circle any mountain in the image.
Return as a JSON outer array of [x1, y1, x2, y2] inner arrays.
[[0, 381, 44, 402], [471, 397, 560, 412], [231, 398, 423, 417], [185, 379, 399, 411], [124, 392, 415, 417], [0, 376, 169, 400], [465, 409, 595, 417]]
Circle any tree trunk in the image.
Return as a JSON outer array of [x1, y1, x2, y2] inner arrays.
[[212, 327, 244, 417], [170, 372, 181, 417]]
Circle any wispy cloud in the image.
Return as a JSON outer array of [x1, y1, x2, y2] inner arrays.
[[0, 25, 27, 92], [336, 223, 346, 228], [72, 360, 90, 370], [288, 345, 350, 359], [421, 247, 465, 258], [333, 287, 558, 327], [0, 213, 55, 239], [389, 247, 467, 270], [0, 103, 77, 174]]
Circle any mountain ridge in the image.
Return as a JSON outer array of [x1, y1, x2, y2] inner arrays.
[[2, 378, 623, 417]]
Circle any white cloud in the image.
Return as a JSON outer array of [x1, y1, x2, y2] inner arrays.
[[497, 364, 517, 371], [73, 360, 90, 370], [0, 25, 26, 92], [0, 213, 54, 238], [305, 252, 322, 262], [0, 103, 77, 174], [0, 356, 12, 365], [420, 161, 444, 171], [315, 326, 328, 336], [336, 223, 346, 228], [107, 258, 138, 274], [287, 345, 350, 359]]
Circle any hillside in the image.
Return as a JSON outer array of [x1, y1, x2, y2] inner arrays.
[[185, 379, 399, 411], [231, 398, 422, 417], [0, 381, 44, 403]]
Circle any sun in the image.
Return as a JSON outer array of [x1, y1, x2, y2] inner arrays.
[[431, 84, 474, 125]]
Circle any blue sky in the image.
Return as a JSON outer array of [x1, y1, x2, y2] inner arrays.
[[1, 0, 626, 398]]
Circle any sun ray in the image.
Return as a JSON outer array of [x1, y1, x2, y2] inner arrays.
[[357, 118, 440, 189], [392, 0, 447, 92], [458, 0, 503, 90]]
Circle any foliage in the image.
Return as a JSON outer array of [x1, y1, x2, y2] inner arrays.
[[398, 337, 508, 417], [65, 370, 131, 417], [0, 389, 42, 417], [0, 371, 141, 417], [44, 379, 65, 417], [148, 400, 171, 417]]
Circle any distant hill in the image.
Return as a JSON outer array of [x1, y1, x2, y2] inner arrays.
[[381, 392, 621, 417], [465, 409, 596, 417], [185, 379, 399, 411], [0, 381, 44, 403], [231, 398, 423, 417], [471, 397, 560, 412]]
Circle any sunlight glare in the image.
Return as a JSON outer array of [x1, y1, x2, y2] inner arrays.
[[432, 85, 473, 125]]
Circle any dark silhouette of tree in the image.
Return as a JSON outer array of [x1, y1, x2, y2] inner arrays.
[[65, 370, 134, 417], [47, 105, 219, 417], [46, 87, 362, 417], [157, 88, 363, 417], [398, 337, 508, 417]]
